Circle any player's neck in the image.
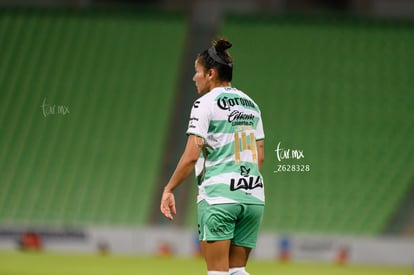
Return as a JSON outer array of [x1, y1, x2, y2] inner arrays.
[[210, 81, 231, 90]]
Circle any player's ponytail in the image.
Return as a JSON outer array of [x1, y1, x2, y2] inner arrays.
[[214, 39, 232, 53]]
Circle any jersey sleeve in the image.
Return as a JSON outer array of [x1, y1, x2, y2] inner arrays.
[[186, 97, 210, 139], [255, 114, 265, 140]]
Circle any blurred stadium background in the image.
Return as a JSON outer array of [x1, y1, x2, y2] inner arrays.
[[0, 0, 413, 273]]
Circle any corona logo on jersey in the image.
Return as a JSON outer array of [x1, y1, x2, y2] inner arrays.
[[230, 165, 263, 191], [216, 95, 256, 111]]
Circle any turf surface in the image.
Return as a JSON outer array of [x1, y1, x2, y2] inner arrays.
[[0, 251, 412, 275]]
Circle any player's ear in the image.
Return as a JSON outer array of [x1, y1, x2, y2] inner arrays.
[[207, 68, 216, 79]]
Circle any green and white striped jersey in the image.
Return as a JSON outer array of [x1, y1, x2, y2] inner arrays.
[[187, 87, 265, 205]]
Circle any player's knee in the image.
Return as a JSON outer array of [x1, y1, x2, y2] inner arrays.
[[229, 267, 250, 275]]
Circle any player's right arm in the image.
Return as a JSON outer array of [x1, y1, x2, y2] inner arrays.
[[160, 134, 203, 221], [161, 96, 210, 221]]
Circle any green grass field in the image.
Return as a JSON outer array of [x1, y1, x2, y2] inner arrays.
[[0, 251, 413, 275]]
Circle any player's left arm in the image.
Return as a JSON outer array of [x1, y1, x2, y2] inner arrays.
[[160, 134, 203, 220], [255, 112, 265, 172], [256, 139, 264, 172]]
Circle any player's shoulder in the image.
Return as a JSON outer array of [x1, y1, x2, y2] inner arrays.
[[232, 88, 257, 105], [191, 88, 223, 109], [227, 87, 262, 112]]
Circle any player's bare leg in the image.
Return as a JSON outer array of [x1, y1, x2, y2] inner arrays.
[[229, 245, 251, 275], [200, 240, 231, 272]]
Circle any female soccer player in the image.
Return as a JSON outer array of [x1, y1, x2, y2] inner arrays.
[[160, 38, 265, 275]]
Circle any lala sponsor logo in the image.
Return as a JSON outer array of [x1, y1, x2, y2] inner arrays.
[[230, 165, 263, 191]]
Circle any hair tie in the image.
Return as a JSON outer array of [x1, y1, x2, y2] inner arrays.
[[208, 47, 233, 67]]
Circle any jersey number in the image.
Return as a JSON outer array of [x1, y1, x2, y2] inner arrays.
[[234, 132, 257, 164]]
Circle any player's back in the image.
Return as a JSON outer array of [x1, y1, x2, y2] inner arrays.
[[192, 87, 265, 205]]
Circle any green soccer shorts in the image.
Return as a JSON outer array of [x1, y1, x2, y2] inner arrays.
[[197, 200, 264, 248]]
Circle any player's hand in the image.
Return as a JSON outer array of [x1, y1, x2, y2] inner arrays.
[[160, 190, 176, 221]]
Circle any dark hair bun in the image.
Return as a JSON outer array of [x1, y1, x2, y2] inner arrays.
[[214, 39, 232, 52]]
